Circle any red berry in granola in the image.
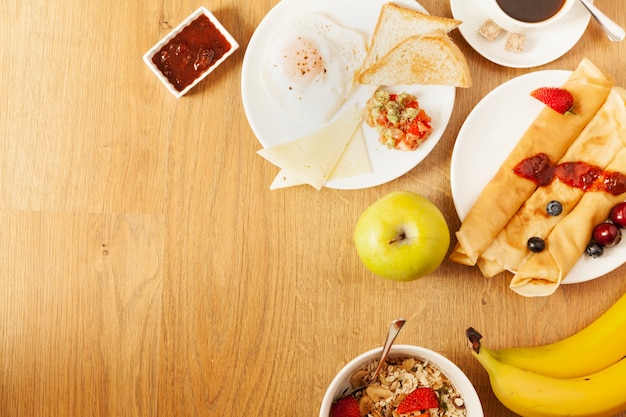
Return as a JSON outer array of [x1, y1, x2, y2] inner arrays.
[[530, 87, 575, 115], [396, 387, 440, 414], [330, 396, 360, 417]]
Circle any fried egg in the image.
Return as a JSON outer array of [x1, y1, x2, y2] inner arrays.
[[262, 13, 367, 124]]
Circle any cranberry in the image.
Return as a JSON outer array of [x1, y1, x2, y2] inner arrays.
[[609, 202, 626, 228], [592, 222, 622, 247]]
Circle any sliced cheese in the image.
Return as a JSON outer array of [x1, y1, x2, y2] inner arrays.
[[326, 125, 372, 180], [270, 169, 304, 189], [269, 125, 372, 190], [257, 102, 362, 190]]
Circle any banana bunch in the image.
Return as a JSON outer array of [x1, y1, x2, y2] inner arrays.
[[466, 292, 626, 417], [489, 291, 626, 378]]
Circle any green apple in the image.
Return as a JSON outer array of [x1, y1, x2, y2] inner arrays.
[[354, 191, 450, 281]]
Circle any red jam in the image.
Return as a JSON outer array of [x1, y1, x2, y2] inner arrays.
[[594, 171, 626, 195], [512, 153, 555, 186], [152, 14, 232, 92], [554, 162, 603, 191], [513, 153, 626, 196]]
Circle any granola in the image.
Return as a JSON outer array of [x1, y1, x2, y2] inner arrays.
[[350, 356, 467, 417]]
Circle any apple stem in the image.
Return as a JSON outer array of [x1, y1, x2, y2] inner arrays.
[[389, 232, 406, 245]]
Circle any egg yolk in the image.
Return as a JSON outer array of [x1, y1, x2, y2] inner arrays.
[[279, 36, 325, 86]]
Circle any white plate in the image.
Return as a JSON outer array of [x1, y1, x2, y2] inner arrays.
[[450, 70, 626, 284], [241, 0, 455, 190], [450, 0, 591, 68]]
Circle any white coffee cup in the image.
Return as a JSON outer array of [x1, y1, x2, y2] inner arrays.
[[484, 0, 575, 32]]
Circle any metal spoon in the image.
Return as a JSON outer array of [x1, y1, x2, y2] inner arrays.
[[579, 0, 625, 42], [343, 318, 406, 397]]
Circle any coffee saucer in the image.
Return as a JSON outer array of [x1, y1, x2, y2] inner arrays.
[[450, 0, 591, 68]]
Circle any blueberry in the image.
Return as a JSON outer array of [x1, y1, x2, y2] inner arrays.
[[527, 237, 546, 253], [546, 200, 563, 216], [586, 241, 604, 258]]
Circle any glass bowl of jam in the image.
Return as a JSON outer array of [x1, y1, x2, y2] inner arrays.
[[143, 6, 239, 98]]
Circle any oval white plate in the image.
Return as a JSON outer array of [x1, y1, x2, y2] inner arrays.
[[450, 70, 626, 284], [450, 0, 591, 68], [241, 0, 455, 189]]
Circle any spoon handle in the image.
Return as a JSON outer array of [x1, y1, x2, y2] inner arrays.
[[579, 0, 625, 42], [367, 318, 406, 384]]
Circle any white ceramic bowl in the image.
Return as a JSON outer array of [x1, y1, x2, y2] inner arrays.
[[320, 345, 483, 417], [143, 6, 239, 98]]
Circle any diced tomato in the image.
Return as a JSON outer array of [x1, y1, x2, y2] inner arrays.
[[405, 100, 418, 109], [406, 138, 419, 150], [417, 109, 431, 123], [407, 121, 421, 136]]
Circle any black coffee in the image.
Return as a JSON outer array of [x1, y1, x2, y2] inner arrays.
[[495, 0, 566, 23]]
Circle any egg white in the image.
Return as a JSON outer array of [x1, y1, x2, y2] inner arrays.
[[262, 13, 366, 124]]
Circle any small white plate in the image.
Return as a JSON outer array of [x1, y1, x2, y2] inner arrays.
[[241, 0, 455, 190], [143, 6, 239, 98], [450, 70, 626, 284], [450, 0, 591, 68]]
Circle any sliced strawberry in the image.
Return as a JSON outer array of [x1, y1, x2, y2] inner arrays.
[[330, 396, 360, 417], [396, 387, 440, 414], [530, 87, 575, 115]]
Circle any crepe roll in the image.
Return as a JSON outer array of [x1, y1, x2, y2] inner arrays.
[[478, 87, 626, 277], [451, 58, 614, 266], [510, 147, 626, 297]]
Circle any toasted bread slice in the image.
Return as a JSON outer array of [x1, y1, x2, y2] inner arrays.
[[358, 3, 461, 75], [358, 31, 472, 87]]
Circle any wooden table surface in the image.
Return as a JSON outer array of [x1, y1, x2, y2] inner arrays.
[[2, 0, 626, 416]]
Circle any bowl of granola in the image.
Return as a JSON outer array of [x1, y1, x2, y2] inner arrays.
[[320, 344, 483, 417]]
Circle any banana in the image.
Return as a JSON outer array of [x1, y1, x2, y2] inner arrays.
[[466, 328, 626, 417], [490, 292, 626, 378]]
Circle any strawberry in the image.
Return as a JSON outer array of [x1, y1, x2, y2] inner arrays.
[[396, 387, 440, 414], [530, 87, 575, 115], [330, 396, 360, 417]]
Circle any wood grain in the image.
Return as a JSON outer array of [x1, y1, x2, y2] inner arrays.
[[1, 0, 625, 416]]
